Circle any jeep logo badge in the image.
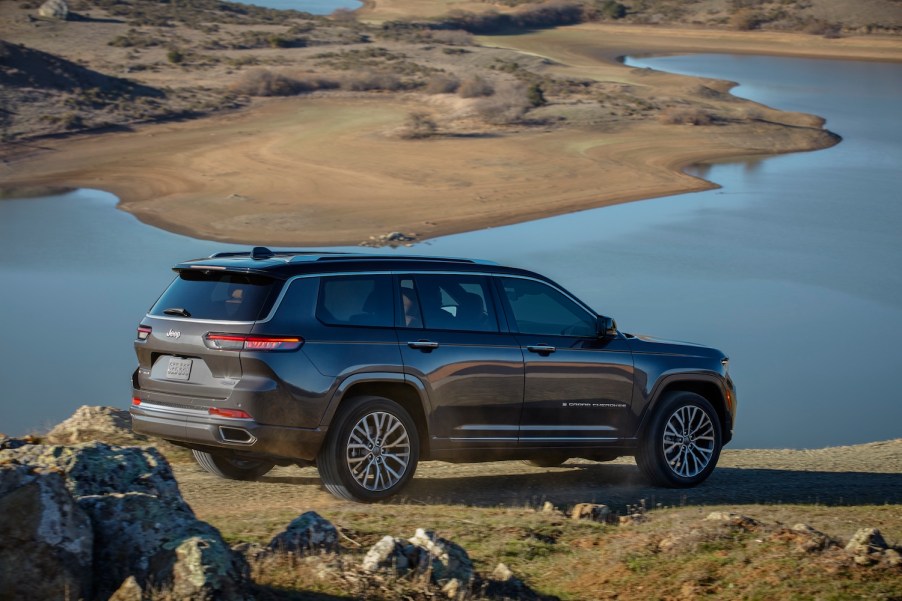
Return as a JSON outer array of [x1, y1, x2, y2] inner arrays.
[[166, 329, 181, 339]]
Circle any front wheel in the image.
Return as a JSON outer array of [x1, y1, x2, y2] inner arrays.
[[318, 396, 420, 502], [636, 391, 722, 487], [192, 450, 275, 481]]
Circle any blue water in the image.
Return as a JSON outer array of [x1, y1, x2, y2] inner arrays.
[[1, 55, 900, 448], [227, 0, 361, 14]]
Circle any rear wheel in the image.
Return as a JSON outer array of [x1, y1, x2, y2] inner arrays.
[[318, 396, 419, 502], [192, 450, 275, 481], [636, 391, 722, 487]]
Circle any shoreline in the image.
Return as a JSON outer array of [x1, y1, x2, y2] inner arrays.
[[1, 26, 896, 246]]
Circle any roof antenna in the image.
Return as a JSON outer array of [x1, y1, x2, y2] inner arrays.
[[251, 246, 274, 260]]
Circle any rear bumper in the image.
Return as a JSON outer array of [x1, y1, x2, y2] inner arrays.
[[130, 400, 326, 462]]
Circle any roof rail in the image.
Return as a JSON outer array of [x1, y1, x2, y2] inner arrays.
[[313, 254, 484, 264]]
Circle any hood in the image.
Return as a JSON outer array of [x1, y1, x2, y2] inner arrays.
[[624, 333, 726, 360]]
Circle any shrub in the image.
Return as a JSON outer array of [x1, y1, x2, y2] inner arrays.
[[341, 72, 405, 92], [424, 73, 460, 94], [730, 9, 761, 31], [166, 48, 184, 64], [230, 69, 337, 96], [428, 29, 474, 46], [399, 112, 437, 139], [526, 83, 546, 107], [658, 107, 714, 125], [458, 75, 494, 98], [475, 82, 531, 124]]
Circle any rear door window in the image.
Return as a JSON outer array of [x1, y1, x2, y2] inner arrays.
[[405, 274, 499, 332], [316, 275, 393, 327], [150, 271, 280, 322]]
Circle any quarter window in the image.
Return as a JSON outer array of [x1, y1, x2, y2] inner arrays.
[[316, 275, 393, 327], [500, 277, 596, 337]]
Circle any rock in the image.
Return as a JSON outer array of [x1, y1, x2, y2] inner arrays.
[[362, 535, 410, 572], [705, 511, 762, 530], [109, 576, 144, 601], [362, 529, 474, 590], [619, 513, 649, 525], [491, 562, 514, 582], [787, 523, 835, 553], [0, 467, 93, 601], [46, 405, 148, 446], [267, 511, 340, 555], [408, 528, 475, 586], [571, 503, 611, 523], [0, 442, 247, 600], [845, 527, 890, 566], [38, 0, 68, 20], [541, 501, 557, 514], [441, 578, 462, 599]]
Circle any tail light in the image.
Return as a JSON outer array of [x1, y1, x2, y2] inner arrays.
[[203, 333, 303, 352], [209, 407, 252, 419], [137, 325, 152, 341]]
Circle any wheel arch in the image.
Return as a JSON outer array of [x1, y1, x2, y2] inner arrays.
[[323, 373, 432, 459], [640, 375, 732, 444]]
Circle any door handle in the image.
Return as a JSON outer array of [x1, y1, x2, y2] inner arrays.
[[408, 340, 439, 351], [527, 344, 556, 354]]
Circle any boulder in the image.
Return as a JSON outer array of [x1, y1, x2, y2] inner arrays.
[[571, 503, 611, 523], [46, 405, 148, 446], [0, 467, 93, 601], [38, 0, 68, 20], [267, 511, 340, 555], [0, 441, 247, 600], [845, 527, 890, 566]]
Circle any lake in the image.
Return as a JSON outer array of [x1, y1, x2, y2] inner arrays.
[[1, 54, 900, 448]]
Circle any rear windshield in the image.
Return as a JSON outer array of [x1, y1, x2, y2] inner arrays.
[[149, 270, 281, 322]]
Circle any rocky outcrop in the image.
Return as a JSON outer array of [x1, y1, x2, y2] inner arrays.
[[0, 467, 93, 601], [0, 439, 247, 601], [46, 405, 148, 446]]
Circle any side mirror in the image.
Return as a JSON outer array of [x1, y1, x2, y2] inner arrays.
[[597, 315, 617, 338]]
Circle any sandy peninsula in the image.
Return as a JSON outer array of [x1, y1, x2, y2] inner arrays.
[[2, 2, 900, 246]]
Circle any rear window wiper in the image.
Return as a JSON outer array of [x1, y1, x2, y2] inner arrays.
[[163, 307, 191, 317]]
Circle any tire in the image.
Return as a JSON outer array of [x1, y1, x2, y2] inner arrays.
[[522, 457, 568, 468], [635, 391, 722, 487], [317, 396, 420, 502], [192, 450, 275, 481]]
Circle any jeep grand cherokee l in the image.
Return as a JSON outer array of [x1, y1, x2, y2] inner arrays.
[[131, 248, 736, 502]]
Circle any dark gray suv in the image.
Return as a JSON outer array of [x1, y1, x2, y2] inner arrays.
[[131, 248, 736, 502]]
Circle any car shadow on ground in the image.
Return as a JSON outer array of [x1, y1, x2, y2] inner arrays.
[[394, 464, 902, 509], [260, 463, 902, 510]]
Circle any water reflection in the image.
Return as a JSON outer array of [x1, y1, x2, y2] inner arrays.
[[1, 55, 900, 449]]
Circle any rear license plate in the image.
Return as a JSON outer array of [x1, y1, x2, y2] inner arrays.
[[166, 357, 193, 381]]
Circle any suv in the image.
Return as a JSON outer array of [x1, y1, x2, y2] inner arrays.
[[131, 248, 736, 502]]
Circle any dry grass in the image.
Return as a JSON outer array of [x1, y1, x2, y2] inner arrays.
[[213, 501, 902, 600]]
